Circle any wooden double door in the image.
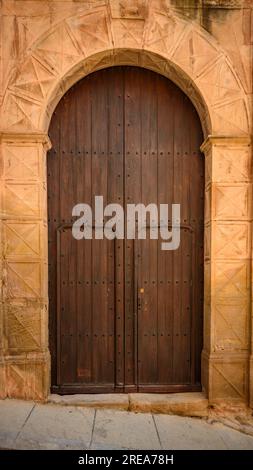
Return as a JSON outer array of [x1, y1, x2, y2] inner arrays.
[[48, 66, 204, 394]]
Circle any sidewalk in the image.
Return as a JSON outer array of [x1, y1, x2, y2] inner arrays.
[[0, 399, 253, 450]]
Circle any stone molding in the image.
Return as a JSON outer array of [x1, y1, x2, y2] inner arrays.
[[201, 136, 252, 153], [0, 132, 51, 150]]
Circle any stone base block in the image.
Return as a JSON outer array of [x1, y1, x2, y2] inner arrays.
[[202, 350, 248, 406], [0, 358, 7, 399], [129, 392, 208, 417], [4, 352, 50, 401], [249, 356, 253, 409], [49, 392, 208, 417], [49, 393, 129, 410]]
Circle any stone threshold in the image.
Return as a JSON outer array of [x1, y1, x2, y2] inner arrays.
[[48, 392, 208, 418]]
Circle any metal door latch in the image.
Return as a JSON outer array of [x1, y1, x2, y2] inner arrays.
[[138, 288, 144, 310]]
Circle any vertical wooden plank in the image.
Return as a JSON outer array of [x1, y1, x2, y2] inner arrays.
[[156, 76, 174, 384], [58, 228, 76, 384], [137, 70, 158, 386], [178, 94, 192, 384], [124, 67, 142, 389], [91, 70, 109, 385], [76, 77, 92, 383], [107, 68, 124, 389], [58, 86, 77, 385], [172, 90, 186, 384]]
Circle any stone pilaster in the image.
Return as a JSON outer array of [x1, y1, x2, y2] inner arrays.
[[251, 215, 253, 408], [201, 136, 252, 405], [0, 132, 51, 400]]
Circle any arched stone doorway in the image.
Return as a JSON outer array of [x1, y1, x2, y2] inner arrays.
[[47, 66, 204, 394], [0, 3, 251, 407]]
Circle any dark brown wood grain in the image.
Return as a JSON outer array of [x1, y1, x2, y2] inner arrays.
[[48, 66, 204, 394]]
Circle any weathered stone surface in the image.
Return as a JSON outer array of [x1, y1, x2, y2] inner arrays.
[[0, 359, 7, 400], [0, 399, 34, 449], [154, 414, 251, 450], [91, 409, 160, 450], [0, 2, 250, 136], [14, 404, 95, 450], [110, 0, 147, 19], [210, 403, 253, 438], [49, 393, 129, 410], [4, 302, 46, 353], [215, 424, 253, 450], [1, 399, 253, 450], [250, 356, 253, 408], [129, 392, 208, 417], [201, 134, 252, 407], [5, 352, 50, 400]]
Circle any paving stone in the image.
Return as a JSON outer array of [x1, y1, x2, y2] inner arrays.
[[1, 399, 253, 451], [154, 415, 228, 450], [0, 399, 34, 449], [91, 409, 161, 450], [14, 404, 94, 450], [213, 423, 253, 450]]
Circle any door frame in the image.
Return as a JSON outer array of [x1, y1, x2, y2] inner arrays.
[[48, 66, 204, 394]]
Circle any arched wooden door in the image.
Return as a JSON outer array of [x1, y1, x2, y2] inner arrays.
[[48, 66, 204, 394]]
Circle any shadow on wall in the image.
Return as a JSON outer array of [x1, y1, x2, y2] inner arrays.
[[169, 0, 235, 33]]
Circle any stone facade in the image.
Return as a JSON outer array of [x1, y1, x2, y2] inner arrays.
[[0, 0, 252, 406]]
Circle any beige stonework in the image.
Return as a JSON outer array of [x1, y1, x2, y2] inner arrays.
[[0, 1, 252, 408], [201, 135, 252, 405]]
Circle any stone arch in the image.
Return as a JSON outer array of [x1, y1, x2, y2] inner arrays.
[[1, 4, 250, 138], [0, 2, 252, 405]]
